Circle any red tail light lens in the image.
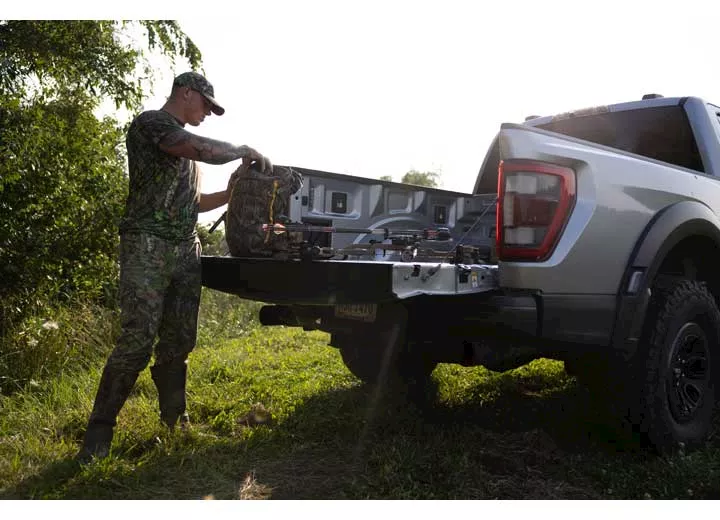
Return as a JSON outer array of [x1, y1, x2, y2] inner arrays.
[[496, 160, 576, 261]]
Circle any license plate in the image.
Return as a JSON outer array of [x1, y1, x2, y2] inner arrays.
[[334, 303, 377, 322]]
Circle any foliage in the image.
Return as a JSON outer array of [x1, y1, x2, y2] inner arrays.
[[0, 91, 127, 317], [0, 20, 202, 111], [0, 20, 203, 332], [1, 320, 719, 498], [196, 223, 228, 257], [400, 169, 441, 188], [0, 303, 120, 395], [379, 175, 393, 182], [196, 289, 262, 348], [0, 287, 259, 396]]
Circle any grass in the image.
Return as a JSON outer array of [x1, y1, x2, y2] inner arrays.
[[1, 289, 720, 499], [0, 302, 119, 394]]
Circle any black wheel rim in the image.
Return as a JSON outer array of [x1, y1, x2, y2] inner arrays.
[[666, 322, 711, 424]]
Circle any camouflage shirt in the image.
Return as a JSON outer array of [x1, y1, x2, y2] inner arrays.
[[120, 110, 200, 242]]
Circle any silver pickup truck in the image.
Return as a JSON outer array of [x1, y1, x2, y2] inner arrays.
[[202, 94, 720, 453]]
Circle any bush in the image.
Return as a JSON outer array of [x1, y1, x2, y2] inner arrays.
[[0, 92, 126, 332]]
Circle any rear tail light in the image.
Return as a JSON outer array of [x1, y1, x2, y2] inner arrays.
[[496, 160, 576, 261]]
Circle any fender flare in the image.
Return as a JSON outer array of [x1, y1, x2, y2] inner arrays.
[[611, 200, 720, 357]]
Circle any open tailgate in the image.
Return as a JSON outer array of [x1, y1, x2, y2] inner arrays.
[[201, 256, 498, 305]]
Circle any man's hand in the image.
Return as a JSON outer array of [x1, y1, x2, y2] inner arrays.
[[245, 147, 273, 174], [226, 156, 252, 197]]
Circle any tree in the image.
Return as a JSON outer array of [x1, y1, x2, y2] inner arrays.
[[0, 21, 201, 110], [197, 224, 228, 257], [400, 169, 441, 188], [379, 175, 393, 182], [0, 21, 203, 329]]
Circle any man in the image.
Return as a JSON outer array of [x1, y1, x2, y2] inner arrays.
[[77, 71, 272, 462]]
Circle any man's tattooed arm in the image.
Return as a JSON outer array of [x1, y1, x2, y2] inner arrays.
[[198, 190, 231, 212], [158, 128, 270, 171]]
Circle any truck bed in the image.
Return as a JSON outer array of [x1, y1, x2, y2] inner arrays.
[[201, 255, 498, 305]]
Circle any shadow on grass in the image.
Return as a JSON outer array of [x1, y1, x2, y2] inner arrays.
[[4, 369, 720, 500]]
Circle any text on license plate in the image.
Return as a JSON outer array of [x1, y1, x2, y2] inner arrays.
[[334, 303, 377, 322]]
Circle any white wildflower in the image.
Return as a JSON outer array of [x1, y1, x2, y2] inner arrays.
[[42, 320, 59, 331]]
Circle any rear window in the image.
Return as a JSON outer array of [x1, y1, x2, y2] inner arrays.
[[536, 105, 704, 173]]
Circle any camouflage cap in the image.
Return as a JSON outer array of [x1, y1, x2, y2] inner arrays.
[[173, 71, 225, 116]]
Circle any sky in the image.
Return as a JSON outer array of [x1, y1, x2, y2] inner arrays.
[[10, 0, 720, 225]]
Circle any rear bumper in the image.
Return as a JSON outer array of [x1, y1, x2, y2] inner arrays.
[[401, 291, 615, 347], [202, 256, 617, 350], [258, 289, 616, 352], [541, 293, 616, 346]]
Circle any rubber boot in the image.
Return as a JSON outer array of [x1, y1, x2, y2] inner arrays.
[[150, 360, 190, 429], [76, 367, 139, 463]]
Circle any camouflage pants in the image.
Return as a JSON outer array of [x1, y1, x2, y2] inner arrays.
[[104, 232, 202, 374]]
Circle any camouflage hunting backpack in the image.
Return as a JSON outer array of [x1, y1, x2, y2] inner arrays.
[[225, 161, 303, 258]]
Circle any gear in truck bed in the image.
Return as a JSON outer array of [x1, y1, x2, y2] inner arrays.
[[225, 161, 303, 258]]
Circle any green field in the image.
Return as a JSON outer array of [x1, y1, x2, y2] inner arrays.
[[1, 290, 719, 499]]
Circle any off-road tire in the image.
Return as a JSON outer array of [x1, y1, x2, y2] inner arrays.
[[332, 310, 438, 406], [337, 330, 397, 385], [338, 335, 437, 386], [636, 279, 720, 453]]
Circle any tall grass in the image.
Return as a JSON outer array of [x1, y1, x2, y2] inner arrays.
[[0, 303, 119, 395], [196, 290, 263, 348], [0, 289, 262, 395]]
